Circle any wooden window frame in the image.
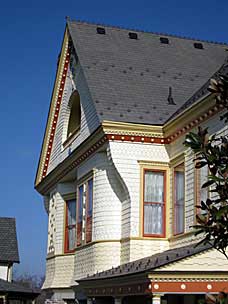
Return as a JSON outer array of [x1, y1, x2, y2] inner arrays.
[[85, 178, 93, 244], [173, 163, 185, 236], [64, 199, 76, 253], [143, 168, 166, 238]]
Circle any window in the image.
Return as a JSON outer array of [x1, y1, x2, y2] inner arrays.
[[67, 90, 81, 138], [86, 179, 93, 243], [173, 163, 185, 235], [195, 165, 209, 214], [143, 170, 166, 237], [77, 185, 83, 246], [77, 177, 93, 246], [65, 199, 76, 252]]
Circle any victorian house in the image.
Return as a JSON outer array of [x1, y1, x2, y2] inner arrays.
[[35, 20, 228, 304]]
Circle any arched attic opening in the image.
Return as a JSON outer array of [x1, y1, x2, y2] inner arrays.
[[67, 90, 81, 138]]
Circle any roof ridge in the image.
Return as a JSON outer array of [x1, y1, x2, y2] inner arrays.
[[67, 18, 228, 46]]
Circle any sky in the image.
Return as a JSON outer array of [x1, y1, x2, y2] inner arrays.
[[0, 0, 227, 277]]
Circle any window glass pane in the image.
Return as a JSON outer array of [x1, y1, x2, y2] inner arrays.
[[68, 226, 76, 250], [66, 199, 76, 251], [144, 203, 163, 235], [144, 171, 164, 203], [67, 199, 76, 225], [78, 185, 84, 222], [175, 172, 184, 206], [175, 169, 184, 234], [87, 179, 93, 217], [200, 165, 208, 203]]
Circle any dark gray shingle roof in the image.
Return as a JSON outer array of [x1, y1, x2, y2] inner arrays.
[[168, 58, 228, 122], [0, 279, 39, 295], [0, 218, 19, 263], [67, 20, 227, 125], [78, 242, 212, 282]]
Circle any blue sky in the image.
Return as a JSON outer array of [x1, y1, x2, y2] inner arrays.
[[0, 0, 227, 277]]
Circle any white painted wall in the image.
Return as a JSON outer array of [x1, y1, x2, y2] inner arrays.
[[0, 265, 8, 281], [43, 108, 228, 293]]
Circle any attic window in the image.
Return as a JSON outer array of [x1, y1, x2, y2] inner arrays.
[[67, 91, 81, 138], [194, 42, 203, 49], [97, 27, 106, 35], [129, 32, 138, 40], [160, 37, 169, 44]]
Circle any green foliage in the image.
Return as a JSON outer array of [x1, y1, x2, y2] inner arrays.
[[184, 74, 228, 258]]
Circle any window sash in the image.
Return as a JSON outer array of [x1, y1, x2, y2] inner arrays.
[[174, 168, 185, 235], [77, 185, 84, 246], [65, 199, 76, 252], [143, 170, 165, 237]]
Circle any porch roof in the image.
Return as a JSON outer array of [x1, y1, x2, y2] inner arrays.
[[77, 242, 212, 282]]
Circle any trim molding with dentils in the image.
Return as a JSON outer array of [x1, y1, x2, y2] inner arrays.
[[35, 28, 71, 186], [42, 45, 71, 180], [36, 102, 223, 194], [36, 130, 107, 195]]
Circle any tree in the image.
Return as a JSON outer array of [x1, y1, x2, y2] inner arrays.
[[184, 73, 228, 258]]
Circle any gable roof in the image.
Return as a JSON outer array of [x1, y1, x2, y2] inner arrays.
[[78, 242, 212, 282], [67, 20, 227, 125], [0, 218, 19, 263]]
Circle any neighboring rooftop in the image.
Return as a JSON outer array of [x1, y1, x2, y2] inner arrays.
[[67, 20, 228, 125], [0, 278, 39, 295], [0, 217, 19, 263], [78, 242, 212, 281]]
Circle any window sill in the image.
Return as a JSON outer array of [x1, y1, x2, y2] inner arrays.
[[168, 230, 194, 241], [62, 128, 80, 150], [64, 249, 76, 254]]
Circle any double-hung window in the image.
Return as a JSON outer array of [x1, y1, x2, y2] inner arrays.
[[77, 177, 93, 246], [173, 164, 185, 235], [65, 199, 76, 253], [143, 170, 166, 237]]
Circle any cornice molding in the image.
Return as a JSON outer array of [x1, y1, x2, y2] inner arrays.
[[36, 127, 107, 195], [35, 29, 70, 186]]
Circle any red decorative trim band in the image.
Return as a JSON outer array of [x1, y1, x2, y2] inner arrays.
[[107, 134, 167, 144], [42, 45, 71, 179], [150, 280, 228, 293], [167, 104, 224, 143]]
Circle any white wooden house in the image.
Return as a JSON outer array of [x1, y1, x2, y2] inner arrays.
[[35, 20, 228, 304]]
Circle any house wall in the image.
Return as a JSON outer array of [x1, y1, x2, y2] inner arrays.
[[156, 248, 228, 271], [0, 265, 8, 281], [108, 141, 170, 264], [43, 103, 228, 294]]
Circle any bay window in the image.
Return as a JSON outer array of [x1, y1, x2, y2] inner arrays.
[[174, 164, 185, 235], [65, 199, 76, 253], [143, 170, 166, 237]]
